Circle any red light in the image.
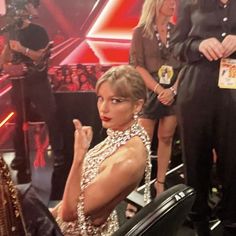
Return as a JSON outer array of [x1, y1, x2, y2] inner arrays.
[[0, 84, 12, 97], [87, 0, 142, 40], [60, 39, 130, 65], [0, 74, 9, 83]]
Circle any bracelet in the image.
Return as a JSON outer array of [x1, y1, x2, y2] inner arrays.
[[153, 83, 159, 93], [169, 86, 177, 96], [25, 48, 30, 55]]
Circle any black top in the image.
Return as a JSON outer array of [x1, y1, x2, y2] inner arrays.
[[130, 24, 180, 88], [9, 23, 49, 80], [171, 0, 236, 65], [130, 24, 180, 73]]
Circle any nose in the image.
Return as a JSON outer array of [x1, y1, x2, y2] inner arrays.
[[98, 100, 109, 113]]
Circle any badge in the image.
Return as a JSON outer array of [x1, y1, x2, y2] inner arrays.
[[158, 65, 174, 85], [218, 58, 236, 89]]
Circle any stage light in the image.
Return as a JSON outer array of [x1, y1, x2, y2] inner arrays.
[[0, 84, 12, 97], [87, 0, 141, 40], [0, 112, 14, 128], [86, 0, 176, 40], [0, 74, 9, 82], [60, 39, 130, 65]]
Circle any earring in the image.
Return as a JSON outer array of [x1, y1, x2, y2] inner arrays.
[[133, 112, 139, 122]]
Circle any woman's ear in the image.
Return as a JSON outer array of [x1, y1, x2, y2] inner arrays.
[[134, 99, 145, 114]]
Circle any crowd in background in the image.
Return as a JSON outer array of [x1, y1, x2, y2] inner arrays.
[[48, 64, 111, 92]]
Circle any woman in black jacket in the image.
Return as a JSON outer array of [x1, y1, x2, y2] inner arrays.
[[171, 0, 236, 235]]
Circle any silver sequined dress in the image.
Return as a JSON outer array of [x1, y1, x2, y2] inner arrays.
[[56, 123, 151, 236]]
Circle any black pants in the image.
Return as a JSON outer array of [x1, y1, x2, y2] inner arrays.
[[10, 77, 63, 161], [177, 65, 236, 230]]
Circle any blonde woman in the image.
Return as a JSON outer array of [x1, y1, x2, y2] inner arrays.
[[129, 0, 180, 201], [51, 65, 152, 235]]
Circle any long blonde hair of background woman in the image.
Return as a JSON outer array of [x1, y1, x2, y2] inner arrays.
[[137, 0, 164, 39]]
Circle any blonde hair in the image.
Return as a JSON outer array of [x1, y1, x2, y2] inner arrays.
[[137, 0, 164, 39], [96, 65, 147, 103]]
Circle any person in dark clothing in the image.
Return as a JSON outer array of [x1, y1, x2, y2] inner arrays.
[[0, 154, 63, 236], [0, 3, 64, 180], [171, 0, 236, 235]]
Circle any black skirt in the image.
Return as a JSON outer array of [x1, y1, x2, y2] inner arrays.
[[141, 71, 177, 119], [140, 88, 176, 120]]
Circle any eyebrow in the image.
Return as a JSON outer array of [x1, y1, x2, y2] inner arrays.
[[112, 96, 130, 101], [97, 95, 129, 100]]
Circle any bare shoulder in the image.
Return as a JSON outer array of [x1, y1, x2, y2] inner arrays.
[[111, 136, 147, 175]]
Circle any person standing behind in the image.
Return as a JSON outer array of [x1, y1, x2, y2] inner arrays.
[[171, 0, 236, 235], [0, 3, 64, 180], [129, 0, 180, 197]]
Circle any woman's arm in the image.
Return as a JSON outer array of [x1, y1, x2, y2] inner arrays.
[[157, 65, 181, 106], [60, 119, 93, 222], [62, 135, 146, 225], [136, 66, 164, 94], [172, 0, 227, 63], [83, 137, 147, 226], [130, 28, 164, 94]]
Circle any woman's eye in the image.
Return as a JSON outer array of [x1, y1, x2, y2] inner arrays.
[[111, 98, 123, 104], [97, 96, 127, 104]]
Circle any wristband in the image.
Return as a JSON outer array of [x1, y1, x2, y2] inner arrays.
[[25, 48, 30, 55], [169, 86, 177, 96]]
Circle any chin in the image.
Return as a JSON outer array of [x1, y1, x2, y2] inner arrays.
[[102, 124, 109, 129], [102, 123, 118, 131], [101, 122, 110, 129]]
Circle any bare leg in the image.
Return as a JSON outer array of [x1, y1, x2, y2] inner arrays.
[[155, 115, 177, 194], [138, 118, 156, 141]]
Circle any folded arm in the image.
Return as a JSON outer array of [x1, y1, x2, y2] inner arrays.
[[130, 28, 164, 94], [9, 40, 46, 62], [170, 0, 203, 64]]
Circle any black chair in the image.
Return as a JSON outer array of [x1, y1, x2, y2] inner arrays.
[[113, 184, 196, 236], [17, 184, 63, 236]]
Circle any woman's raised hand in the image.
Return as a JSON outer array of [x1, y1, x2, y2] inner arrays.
[[73, 119, 93, 159]]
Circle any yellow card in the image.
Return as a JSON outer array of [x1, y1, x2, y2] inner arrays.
[[218, 58, 236, 89], [158, 65, 174, 85]]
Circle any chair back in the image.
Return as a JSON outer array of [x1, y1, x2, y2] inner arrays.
[[17, 184, 63, 236], [113, 184, 195, 236]]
